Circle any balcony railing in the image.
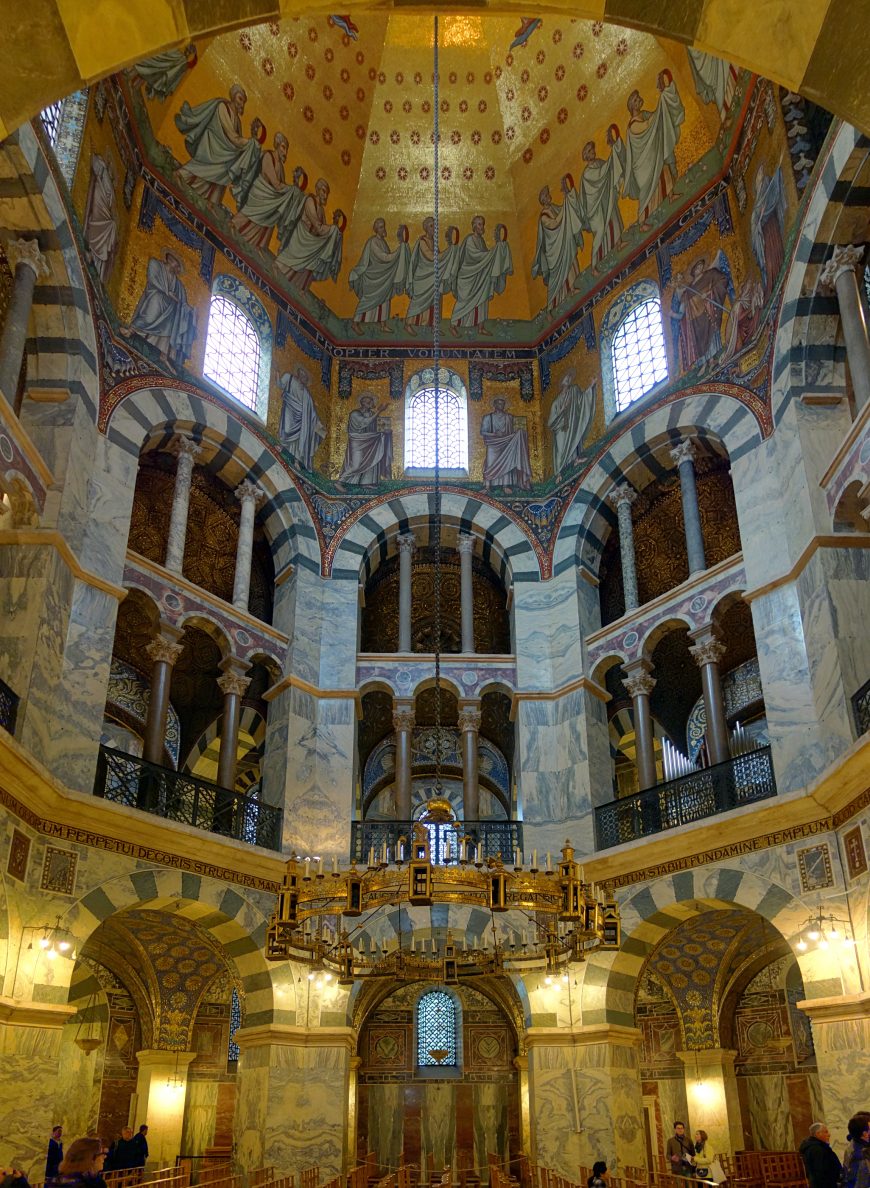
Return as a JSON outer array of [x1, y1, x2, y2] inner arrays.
[[94, 745, 282, 851], [852, 678, 870, 737], [350, 819, 523, 865], [594, 746, 776, 850], [0, 676, 19, 735]]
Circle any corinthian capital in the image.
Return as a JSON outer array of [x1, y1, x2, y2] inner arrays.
[[173, 434, 202, 464], [217, 670, 251, 698], [623, 670, 656, 699], [392, 707, 416, 732], [820, 244, 865, 290], [670, 438, 697, 467], [235, 479, 266, 508], [608, 483, 637, 511], [457, 533, 475, 556], [7, 237, 50, 280], [146, 635, 185, 666], [689, 637, 727, 667], [458, 707, 482, 732], [397, 532, 416, 556]]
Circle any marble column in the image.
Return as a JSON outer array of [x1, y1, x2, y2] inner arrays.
[[622, 660, 657, 791], [820, 244, 870, 412], [676, 1049, 742, 1159], [142, 629, 184, 766], [233, 480, 266, 611], [134, 1049, 197, 1169], [164, 435, 201, 573], [0, 238, 49, 408], [458, 533, 476, 654], [608, 484, 640, 613], [798, 992, 870, 1148], [393, 700, 415, 821], [671, 438, 707, 574], [458, 703, 482, 822], [217, 663, 251, 791], [689, 628, 731, 766], [397, 532, 416, 652]]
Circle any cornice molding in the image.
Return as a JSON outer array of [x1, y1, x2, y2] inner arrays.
[[233, 1024, 356, 1052], [743, 534, 870, 604], [797, 992, 870, 1023], [0, 530, 126, 600], [525, 1023, 641, 1048], [0, 998, 76, 1028]]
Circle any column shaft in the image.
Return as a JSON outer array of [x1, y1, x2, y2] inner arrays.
[[397, 533, 415, 652], [393, 702, 415, 821], [690, 631, 730, 766], [217, 667, 251, 791], [233, 481, 266, 610], [458, 534, 475, 653], [672, 439, 706, 574], [0, 240, 48, 408], [142, 633, 184, 766], [623, 664, 657, 791], [821, 246, 870, 412], [609, 485, 639, 612], [164, 436, 201, 573], [459, 705, 482, 822]]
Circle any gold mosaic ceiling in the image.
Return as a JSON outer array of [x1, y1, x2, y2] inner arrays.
[[139, 15, 727, 323]]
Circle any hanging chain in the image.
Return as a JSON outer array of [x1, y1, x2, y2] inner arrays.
[[432, 14, 443, 794]]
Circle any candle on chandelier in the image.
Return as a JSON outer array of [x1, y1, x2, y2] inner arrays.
[[515, 848, 523, 868], [368, 847, 375, 868], [545, 852, 552, 872], [531, 849, 538, 870], [332, 856, 339, 875]]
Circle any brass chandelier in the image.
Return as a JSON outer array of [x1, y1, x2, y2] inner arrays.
[[266, 18, 620, 983]]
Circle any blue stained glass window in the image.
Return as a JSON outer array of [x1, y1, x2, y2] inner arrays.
[[228, 987, 241, 1062], [417, 990, 457, 1067]]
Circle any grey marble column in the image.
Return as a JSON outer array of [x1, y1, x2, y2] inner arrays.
[[820, 244, 870, 411], [216, 664, 251, 791], [608, 484, 640, 612], [393, 701, 415, 821], [458, 704, 482, 822], [232, 480, 266, 611], [164, 435, 201, 574], [397, 532, 415, 652], [689, 628, 731, 767], [142, 630, 184, 766], [622, 660, 657, 791], [0, 238, 49, 409], [671, 438, 707, 575], [458, 533, 475, 654]]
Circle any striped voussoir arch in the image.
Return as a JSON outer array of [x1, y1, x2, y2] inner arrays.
[[579, 866, 827, 1027], [104, 381, 322, 576], [3, 122, 98, 419], [184, 704, 265, 776], [330, 491, 542, 584], [64, 866, 281, 1027], [772, 122, 869, 426], [552, 390, 766, 580]]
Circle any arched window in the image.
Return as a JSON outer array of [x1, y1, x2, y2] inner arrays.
[[39, 91, 88, 186], [601, 280, 669, 419], [203, 275, 272, 417], [417, 990, 458, 1067], [404, 367, 468, 473]]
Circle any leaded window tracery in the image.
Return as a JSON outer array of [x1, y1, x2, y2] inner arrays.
[[405, 385, 468, 471], [417, 989, 457, 1066], [204, 295, 262, 412]]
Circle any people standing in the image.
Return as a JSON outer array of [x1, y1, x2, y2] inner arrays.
[[841, 1116, 870, 1188], [45, 1127, 64, 1180], [667, 1122, 696, 1177], [799, 1122, 842, 1188], [588, 1162, 609, 1188], [49, 1138, 108, 1188], [132, 1126, 149, 1172], [105, 1129, 139, 1174], [693, 1131, 721, 1182]]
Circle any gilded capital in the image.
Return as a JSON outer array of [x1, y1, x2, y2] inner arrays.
[[608, 483, 637, 510], [396, 532, 416, 556], [689, 637, 727, 667], [218, 670, 252, 698], [7, 237, 50, 280], [392, 707, 416, 732], [670, 438, 697, 467], [235, 479, 266, 507], [146, 635, 184, 666], [820, 244, 864, 290], [458, 707, 482, 732]]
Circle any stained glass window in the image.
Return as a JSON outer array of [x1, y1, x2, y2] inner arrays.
[[417, 990, 457, 1067], [405, 386, 468, 471], [611, 298, 669, 412], [39, 92, 88, 186], [204, 295, 262, 412], [228, 987, 241, 1062]]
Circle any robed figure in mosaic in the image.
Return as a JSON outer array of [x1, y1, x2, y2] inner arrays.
[[349, 219, 411, 332], [275, 178, 344, 291], [337, 393, 393, 488], [278, 365, 325, 471], [548, 371, 596, 478], [175, 84, 255, 206], [532, 178, 584, 309], [623, 72, 685, 227], [750, 164, 786, 298], [579, 134, 625, 267], [126, 250, 197, 365], [129, 45, 197, 100], [232, 138, 307, 252], [481, 397, 531, 492], [451, 216, 513, 332], [405, 220, 462, 333]]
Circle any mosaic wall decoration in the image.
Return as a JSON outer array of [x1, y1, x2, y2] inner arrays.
[[7, 828, 30, 882], [41, 846, 78, 894], [796, 844, 834, 893], [843, 826, 867, 880]]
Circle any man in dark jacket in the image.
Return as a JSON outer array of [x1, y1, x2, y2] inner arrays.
[[800, 1122, 842, 1188], [132, 1126, 149, 1171], [106, 1128, 139, 1173], [45, 1126, 63, 1180], [666, 1121, 696, 1177]]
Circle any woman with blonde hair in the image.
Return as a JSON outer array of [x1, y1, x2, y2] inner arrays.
[[50, 1138, 108, 1188]]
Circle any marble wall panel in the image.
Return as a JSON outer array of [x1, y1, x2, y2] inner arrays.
[[0, 1022, 65, 1177], [365, 1082, 404, 1172], [280, 688, 357, 855], [235, 1045, 270, 1172], [743, 1073, 792, 1150], [261, 1044, 350, 1179], [181, 1079, 219, 1157], [806, 1015, 870, 1147], [472, 1082, 510, 1176], [288, 569, 359, 690], [512, 570, 584, 691], [420, 1082, 458, 1173]]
